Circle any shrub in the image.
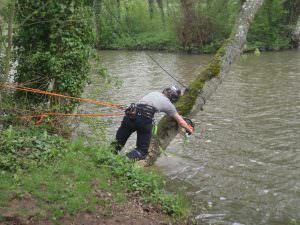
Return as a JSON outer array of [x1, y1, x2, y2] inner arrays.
[[14, 1, 94, 112], [0, 126, 67, 172]]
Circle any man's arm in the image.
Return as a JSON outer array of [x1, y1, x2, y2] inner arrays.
[[173, 113, 194, 134]]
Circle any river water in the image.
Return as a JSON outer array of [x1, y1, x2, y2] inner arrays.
[[80, 50, 300, 225]]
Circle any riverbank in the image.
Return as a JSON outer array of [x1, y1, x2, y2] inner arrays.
[[97, 32, 223, 54], [0, 126, 192, 225], [96, 31, 298, 54]]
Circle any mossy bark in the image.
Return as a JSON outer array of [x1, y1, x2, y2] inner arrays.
[[145, 0, 265, 166]]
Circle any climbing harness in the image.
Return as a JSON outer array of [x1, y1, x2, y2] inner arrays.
[[125, 103, 137, 119], [124, 103, 157, 120], [136, 104, 157, 119]]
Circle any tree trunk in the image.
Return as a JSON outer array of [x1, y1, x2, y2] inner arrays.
[[116, 0, 121, 19], [3, 0, 15, 79], [145, 0, 265, 166], [292, 17, 300, 48], [166, 0, 170, 17], [178, 0, 199, 50], [148, 0, 155, 19], [156, 0, 165, 29], [93, 0, 102, 44], [0, 16, 3, 50]]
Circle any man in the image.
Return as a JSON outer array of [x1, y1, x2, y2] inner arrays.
[[113, 85, 194, 161]]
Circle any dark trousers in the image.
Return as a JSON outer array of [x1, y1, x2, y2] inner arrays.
[[114, 115, 153, 156]]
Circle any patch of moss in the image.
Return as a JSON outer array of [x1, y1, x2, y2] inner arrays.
[[175, 42, 227, 116]]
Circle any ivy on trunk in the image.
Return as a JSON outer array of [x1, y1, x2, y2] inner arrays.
[[14, 1, 94, 112]]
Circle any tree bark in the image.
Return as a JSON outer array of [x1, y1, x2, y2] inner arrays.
[[3, 0, 15, 79], [156, 0, 165, 29], [116, 0, 121, 19], [148, 0, 155, 19], [0, 15, 3, 50], [178, 0, 195, 49], [292, 17, 300, 48], [145, 0, 265, 166]]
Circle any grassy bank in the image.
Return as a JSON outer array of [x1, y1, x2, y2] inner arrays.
[[0, 126, 191, 224]]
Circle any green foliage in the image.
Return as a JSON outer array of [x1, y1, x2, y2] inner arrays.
[[0, 126, 67, 172], [94, 147, 189, 216], [95, 0, 241, 53], [14, 1, 94, 111], [247, 0, 292, 50], [96, 0, 299, 53], [96, 0, 178, 50], [110, 32, 178, 50]]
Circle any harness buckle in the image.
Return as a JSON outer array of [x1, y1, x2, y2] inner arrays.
[[125, 103, 137, 119]]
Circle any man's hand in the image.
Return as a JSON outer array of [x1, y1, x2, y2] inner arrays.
[[173, 113, 195, 135]]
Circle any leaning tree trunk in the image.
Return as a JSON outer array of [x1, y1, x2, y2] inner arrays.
[[145, 0, 265, 166]]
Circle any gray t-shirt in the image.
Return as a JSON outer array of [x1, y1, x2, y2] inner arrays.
[[138, 91, 177, 116]]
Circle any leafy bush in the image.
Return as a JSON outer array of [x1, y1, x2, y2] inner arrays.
[[0, 126, 67, 172], [14, 1, 94, 111], [247, 0, 294, 50]]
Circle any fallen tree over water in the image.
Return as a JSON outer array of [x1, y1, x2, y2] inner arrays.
[[145, 0, 265, 166]]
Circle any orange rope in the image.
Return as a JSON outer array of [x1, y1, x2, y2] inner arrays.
[[20, 113, 125, 124], [0, 83, 125, 110]]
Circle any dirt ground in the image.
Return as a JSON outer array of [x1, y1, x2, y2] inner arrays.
[[0, 189, 190, 225]]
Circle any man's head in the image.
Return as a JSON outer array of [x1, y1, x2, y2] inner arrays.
[[162, 85, 181, 103]]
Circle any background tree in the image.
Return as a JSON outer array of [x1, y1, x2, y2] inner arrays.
[[247, 0, 300, 50], [0, 0, 15, 81], [14, 0, 94, 112], [93, 0, 102, 46], [148, 0, 155, 19], [177, 0, 216, 51], [3, 0, 14, 79], [156, 0, 165, 29], [284, 0, 300, 47]]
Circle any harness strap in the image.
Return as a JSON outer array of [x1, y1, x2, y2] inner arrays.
[[136, 104, 157, 119]]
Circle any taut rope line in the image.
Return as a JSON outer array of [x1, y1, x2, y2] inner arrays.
[[0, 83, 125, 110]]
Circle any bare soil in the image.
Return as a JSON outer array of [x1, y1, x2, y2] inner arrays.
[[0, 181, 190, 225]]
